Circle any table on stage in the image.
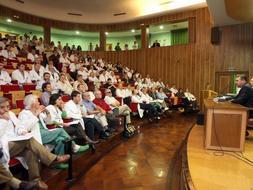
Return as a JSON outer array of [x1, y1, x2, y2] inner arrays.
[[204, 99, 248, 152], [187, 125, 253, 190]]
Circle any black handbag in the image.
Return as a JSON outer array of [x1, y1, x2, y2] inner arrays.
[[123, 125, 136, 138]]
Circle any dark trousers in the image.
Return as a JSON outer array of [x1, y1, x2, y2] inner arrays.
[[140, 103, 158, 118], [64, 123, 86, 140], [83, 118, 104, 140], [106, 113, 118, 129]]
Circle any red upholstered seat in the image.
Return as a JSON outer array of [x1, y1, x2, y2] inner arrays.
[[1, 85, 20, 93], [4, 65, 14, 69], [11, 80, 18, 84], [23, 84, 36, 92], [129, 103, 138, 112], [16, 99, 25, 109]]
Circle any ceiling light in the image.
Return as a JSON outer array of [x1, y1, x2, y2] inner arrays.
[[140, 23, 145, 26], [13, 15, 19, 19], [6, 18, 12, 23], [131, 29, 135, 33], [160, 25, 164, 29], [76, 31, 80, 34], [105, 32, 109, 35]]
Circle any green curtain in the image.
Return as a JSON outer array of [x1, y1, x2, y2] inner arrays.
[[171, 29, 188, 45]]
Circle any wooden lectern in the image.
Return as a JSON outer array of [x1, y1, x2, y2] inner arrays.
[[204, 99, 248, 152], [200, 90, 218, 111]]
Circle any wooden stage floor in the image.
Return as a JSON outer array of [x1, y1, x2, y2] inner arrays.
[[69, 114, 196, 190], [187, 125, 253, 190]]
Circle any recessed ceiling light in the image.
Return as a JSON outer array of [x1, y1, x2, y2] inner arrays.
[[105, 32, 109, 35], [6, 18, 12, 23], [160, 25, 164, 29], [131, 29, 135, 33], [76, 31, 80, 34]]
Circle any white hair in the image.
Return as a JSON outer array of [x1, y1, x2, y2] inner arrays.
[[23, 94, 38, 109]]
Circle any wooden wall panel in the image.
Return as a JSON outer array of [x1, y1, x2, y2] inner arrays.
[[86, 8, 253, 101]]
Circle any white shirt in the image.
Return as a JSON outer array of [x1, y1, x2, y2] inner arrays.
[[116, 88, 126, 98], [78, 70, 88, 80], [29, 69, 43, 82], [59, 56, 71, 67], [27, 53, 38, 62], [46, 105, 64, 125], [131, 95, 143, 103], [170, 87, 178, 94], [46, 69, 59, 83], [0, 111, 29, 168], [56, 80, 73, 95], [141, 93, 153, 103], [0, 69, 11, 85], [99, 74, 107, 83], [35, 44, 45, 54], [18, 109, 42, 144], [125, 89, 132, 97], [88, 76, 99, 82], [0, 41, 5, 49], [64, 100, 84, 129], [12, 69, 31, 84], [69, 63, 80, 72], [184, 92, 196, 101], [104, 96, 118, 109], [1, 50, 16, 59]]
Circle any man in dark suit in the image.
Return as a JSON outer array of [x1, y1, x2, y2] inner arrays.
[[231, 75, 253, 109], [231, 75, 253, 137]]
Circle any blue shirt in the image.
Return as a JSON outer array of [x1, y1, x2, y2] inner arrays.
[[83, 100, 97, 112]]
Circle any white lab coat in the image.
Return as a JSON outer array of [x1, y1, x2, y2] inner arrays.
[[18, 109, 42, 144], [64, 100, 85, 129], [27, 53, 38, 62], [131, 95, 144, 118], [12, 69, 31, 84], [116, 89, 126, 98], [0, 70, 11, 85], [1, 50, 16, 59], [29, 69, 43, 82], [0, 111, 32, 169]]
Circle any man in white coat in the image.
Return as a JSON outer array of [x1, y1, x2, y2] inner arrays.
[[29, 59, 45, 83], [0, 62, 11, 85], [12, 63, 32, 84]]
